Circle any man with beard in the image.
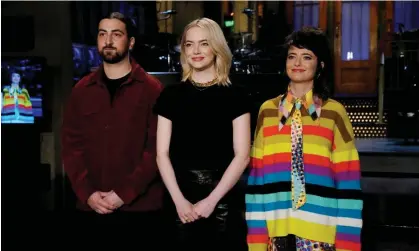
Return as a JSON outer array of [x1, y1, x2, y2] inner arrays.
[[62, 12, 165, 249]]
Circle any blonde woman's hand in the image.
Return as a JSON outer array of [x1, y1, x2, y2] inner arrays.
[[194, 197, 217, 218], [174, 197, 200, 224]]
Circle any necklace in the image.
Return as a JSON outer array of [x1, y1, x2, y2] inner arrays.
[[190, 78, 218, 91]]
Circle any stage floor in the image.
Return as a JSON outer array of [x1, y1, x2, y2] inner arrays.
[[355, 138, 419, 155]]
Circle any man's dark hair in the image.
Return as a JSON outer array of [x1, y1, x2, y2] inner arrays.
[[103, 12, 137, 39], [282, 26, 333, 100]]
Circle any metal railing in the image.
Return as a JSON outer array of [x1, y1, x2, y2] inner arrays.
[[378, 39, 419, 123], [384, 40, 419, 91]]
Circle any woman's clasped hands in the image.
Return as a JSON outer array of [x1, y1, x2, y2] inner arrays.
[[175, 196, 218, 224]]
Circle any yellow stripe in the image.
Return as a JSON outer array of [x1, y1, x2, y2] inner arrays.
[[264, 142, 331, 159], [318, 118, 335, 130], [265, 134, 290, 145], [305, 143, 332, 158], [266, 217, 336, 244], [300, 116, 318, 124], [304, 134, 331, 147], [248, 243, 268, 251], [264, 130, 332, 147], [252, 148, 264, 159], [332, 149, 359, 163], [262, 100, 279, 109], [264, 117, 279, 126], [265, 143, 291, 155]]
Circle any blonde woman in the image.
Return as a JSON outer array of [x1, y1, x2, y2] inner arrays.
[[154, 18, 251, 250]]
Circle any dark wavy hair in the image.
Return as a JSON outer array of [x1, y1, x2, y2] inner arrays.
[[103, 12, 137, 40], [282, 27, 333, 100]]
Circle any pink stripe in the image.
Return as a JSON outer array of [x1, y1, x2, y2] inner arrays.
[[336, 233, 360, 243], [250, 163, 332, 177], [335, 171, 360, 181], [248, 227, 268, 235], [249, 167, 264, 177]]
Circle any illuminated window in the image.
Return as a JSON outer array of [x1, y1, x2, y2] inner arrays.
[[394, 1, 419, 32], [341, 1, 370, 61], [293, 1, 319, 30]]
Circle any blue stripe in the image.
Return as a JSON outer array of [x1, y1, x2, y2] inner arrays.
[[1, 115, 34, 122], [245, 194, 265, 204], [246, 220, 267, 228], [337, 180, 361, 189], [251, 172, 291, 185], [251, 193, 339, 209], [247, 201, 341, 218], [337, 208, 362, 219], [248, 172, 335, 187], [301, 203, 337, 216], [305, 173, 334, 187], [258, 192, 291, 203], [247, 203, 265, 211], [247, 175, 259, 185], [336, 225, 361, 235], [2, 108, 15, 113], [337, 198, 363, 210], [264, 200, 292, 211]]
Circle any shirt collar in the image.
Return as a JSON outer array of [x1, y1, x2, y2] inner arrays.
[[278, 85, 322, 131]]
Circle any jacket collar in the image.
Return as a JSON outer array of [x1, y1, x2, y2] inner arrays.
[[278, 85, 322, 131]]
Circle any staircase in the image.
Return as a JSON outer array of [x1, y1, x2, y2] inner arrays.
[[337, 97, 388, 138]]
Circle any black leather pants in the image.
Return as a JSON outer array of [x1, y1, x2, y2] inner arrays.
[[164, 170, 247, 251]]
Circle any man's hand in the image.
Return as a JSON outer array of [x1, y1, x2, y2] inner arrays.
[[87, 191, 115, 214], [103, 191, 124, 210]]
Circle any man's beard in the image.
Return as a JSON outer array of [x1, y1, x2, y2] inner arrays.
[[99, 45, 129, 64]]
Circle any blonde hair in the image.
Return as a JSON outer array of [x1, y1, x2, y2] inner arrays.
[[180, 18, 233, 86]]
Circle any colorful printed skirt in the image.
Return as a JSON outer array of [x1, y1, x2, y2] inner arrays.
[[268, 235, 336, 251]]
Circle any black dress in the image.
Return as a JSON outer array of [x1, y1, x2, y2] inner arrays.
[[153, 81, 251, 251]]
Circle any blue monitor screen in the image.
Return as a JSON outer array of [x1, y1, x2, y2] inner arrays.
[[72, 43, 102, 82], [1, 57, 46, 124]]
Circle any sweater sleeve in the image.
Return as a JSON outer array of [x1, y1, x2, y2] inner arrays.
[[246, 105, 269, 251], [332, 105, 363, 251]]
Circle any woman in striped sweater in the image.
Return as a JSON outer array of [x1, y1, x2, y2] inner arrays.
[[1, 72, 34, 124], [245, 27, 363, 251]]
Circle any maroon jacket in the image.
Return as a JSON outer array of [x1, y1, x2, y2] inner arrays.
[[61, 58, 164, 212]]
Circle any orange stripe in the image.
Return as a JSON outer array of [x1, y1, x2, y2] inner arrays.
[[263, 125, 280, 137], [334, 160, 360, 172], [3, 103, 32, 109], [247, 234, 269, 244], [263, 153, 332, 168], [264, 125, 333, 141], [304, 153, 332, 167], [251, 157, 263, 169], [264, 153, 291, 165], [18, 104, 32, 108], [336, 240, 361, 251], [304, 125, 334, 141]]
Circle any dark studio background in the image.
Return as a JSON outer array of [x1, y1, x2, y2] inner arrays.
[[1, 1, 419, 250]]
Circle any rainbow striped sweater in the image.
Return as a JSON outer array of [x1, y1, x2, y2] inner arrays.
[[1, 86, 34, 123], [246, 95, 363, 251]]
